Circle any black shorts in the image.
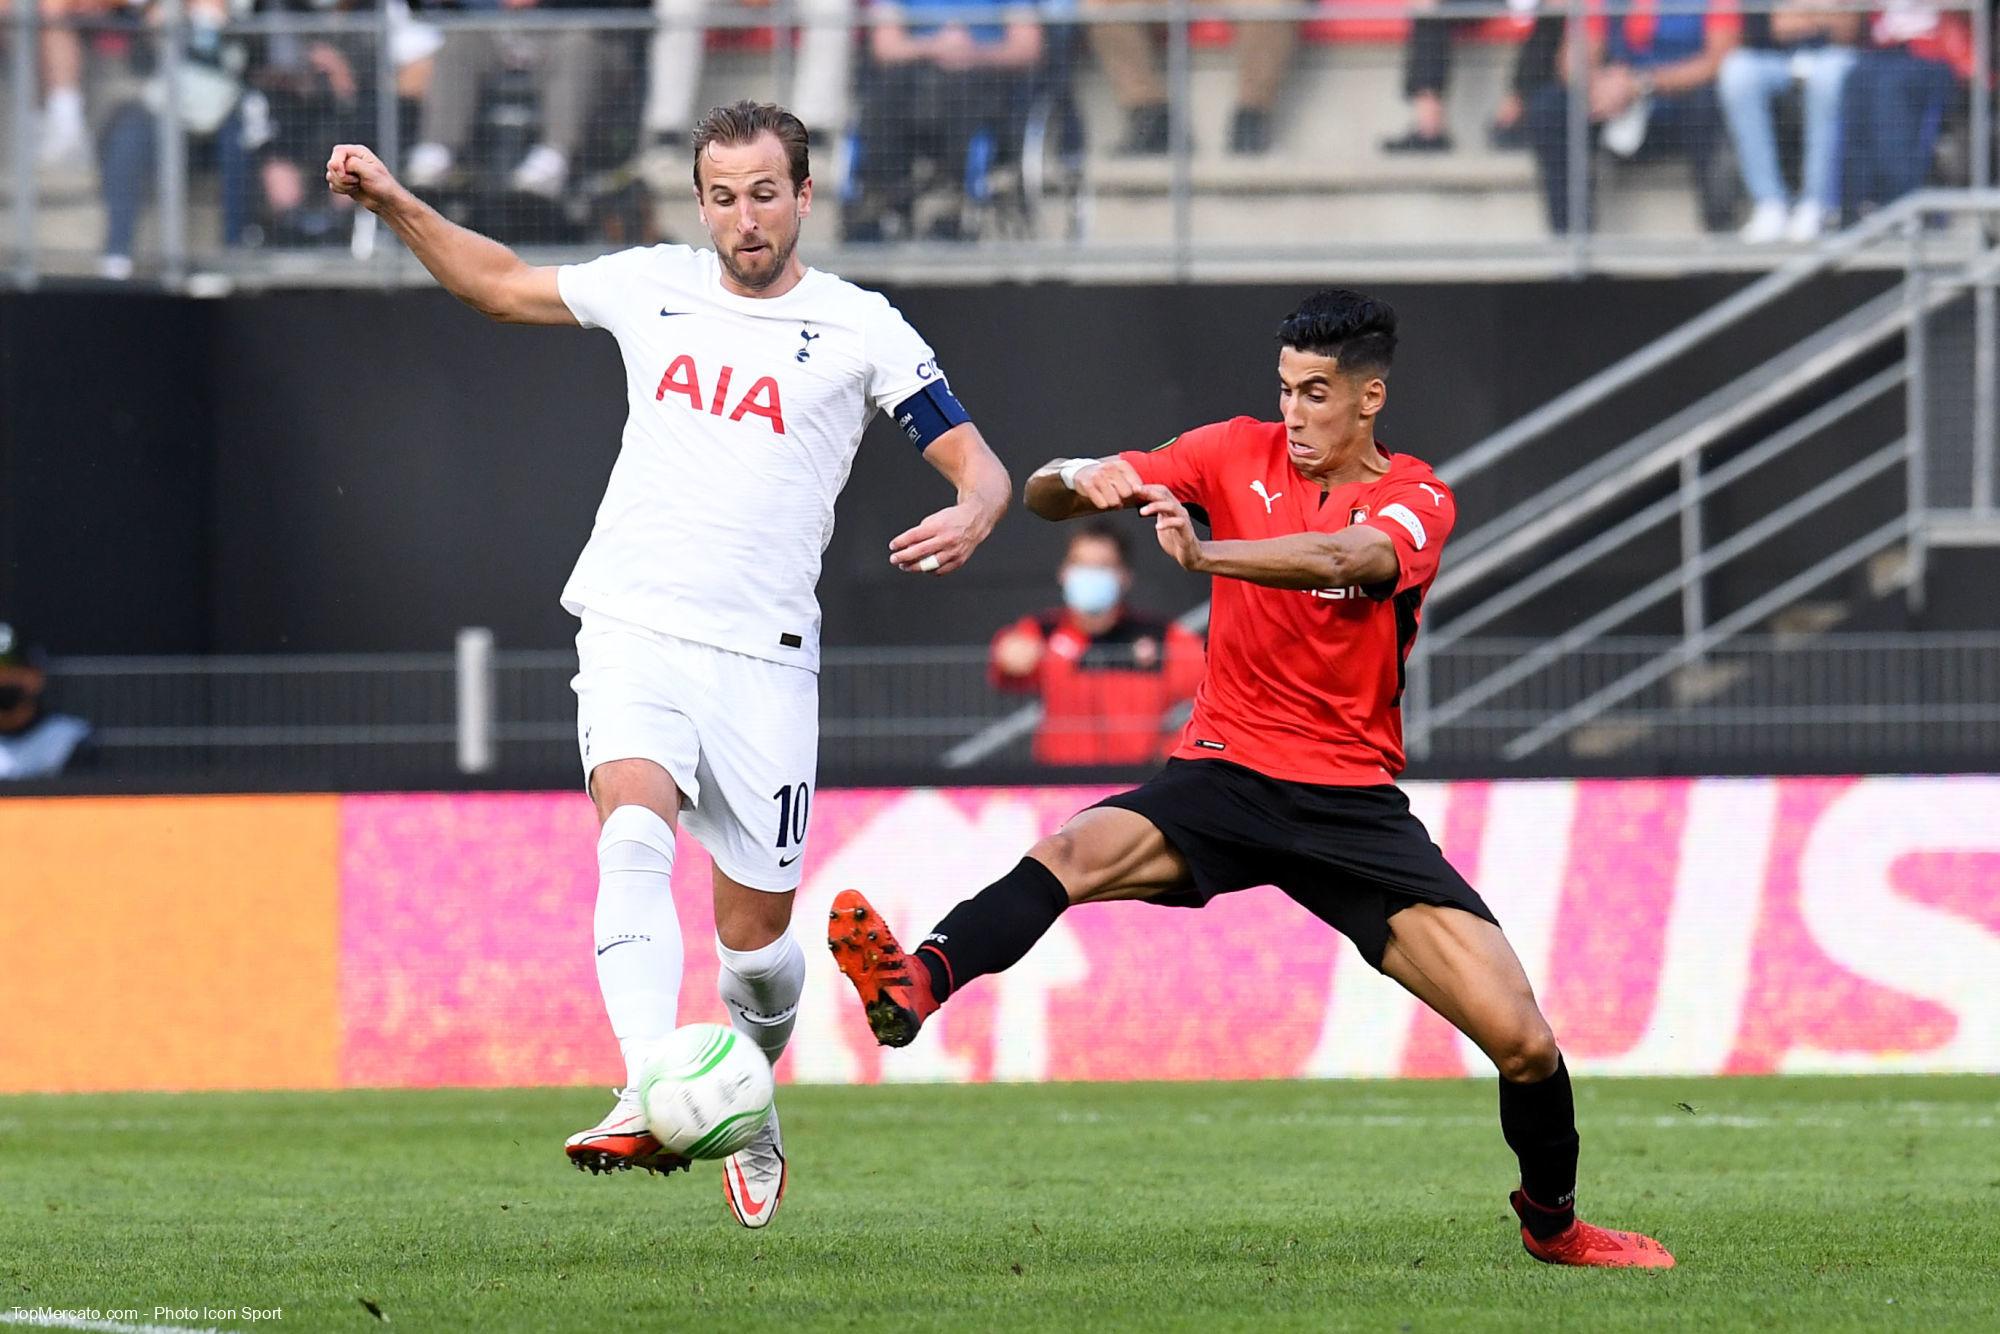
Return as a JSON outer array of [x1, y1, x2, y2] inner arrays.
[[1090, 758, 1498, 971]]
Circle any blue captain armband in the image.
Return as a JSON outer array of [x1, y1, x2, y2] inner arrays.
[[890, 380, 972, 449]]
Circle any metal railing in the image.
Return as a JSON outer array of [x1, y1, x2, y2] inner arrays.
[[2, 0, 1990, 285], [1401, 190, 2000, 759], [17, 630, 2000, 788]]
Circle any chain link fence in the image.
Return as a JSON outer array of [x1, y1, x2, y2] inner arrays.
[[2, 0, 1991, 283]]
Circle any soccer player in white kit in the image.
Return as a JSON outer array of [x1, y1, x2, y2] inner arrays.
[[326, 101, 1010, 1229]]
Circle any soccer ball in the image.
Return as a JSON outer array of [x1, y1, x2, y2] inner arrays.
[[636, 1023, 774, 1160]]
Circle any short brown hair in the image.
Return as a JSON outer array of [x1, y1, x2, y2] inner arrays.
[[690, 101, 810, 191], [1069, 520, 1131, 567]]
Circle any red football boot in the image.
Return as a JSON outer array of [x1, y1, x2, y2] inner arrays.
[[1511, 1191, 1676, 1268], [827, 889, 940, 1048], [564, 1089, 691, 1177]]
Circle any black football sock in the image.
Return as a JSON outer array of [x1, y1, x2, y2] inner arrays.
[[915, 857, 1070, 1003], [1499, 1052, 1580, 1239]]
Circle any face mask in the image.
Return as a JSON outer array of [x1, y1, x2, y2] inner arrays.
[[1062, 566, 1122, 617]]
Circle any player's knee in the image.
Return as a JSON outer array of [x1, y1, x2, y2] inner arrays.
[[714, 887, 791, 953], [1025, 832, 1096, 904], [590, 759, 680, 825], [1493, 1019, 1561, 1084]]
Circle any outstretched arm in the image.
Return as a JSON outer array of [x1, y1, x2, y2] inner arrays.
[[1139, 486, 1399, 591], [1023, 457, 1149, 520], [325, 143, 575, 326], [888, 423, 1012, 575]]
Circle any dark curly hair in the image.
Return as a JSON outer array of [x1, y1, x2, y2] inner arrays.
[[1276, 289, 1397, 379]]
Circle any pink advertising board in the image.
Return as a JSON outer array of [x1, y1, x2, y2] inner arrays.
[[339, 776, 2000, 1088]]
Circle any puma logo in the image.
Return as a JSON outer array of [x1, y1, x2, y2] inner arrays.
[[1417, 482, 1446, 507], [1250, 480, 1283, 513]]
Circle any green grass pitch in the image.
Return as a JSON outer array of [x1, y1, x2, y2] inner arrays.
[[3, 1075, 1995, 1332]]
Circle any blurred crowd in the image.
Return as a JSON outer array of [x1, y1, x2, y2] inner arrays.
[[3, 0, 1994, 270]]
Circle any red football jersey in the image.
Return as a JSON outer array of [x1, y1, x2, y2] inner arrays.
[[1120, 417, 1456, 785]]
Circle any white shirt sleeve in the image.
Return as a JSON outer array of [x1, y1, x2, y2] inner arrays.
[[558, 246, 653, 332], [862, 296, 949, 416]]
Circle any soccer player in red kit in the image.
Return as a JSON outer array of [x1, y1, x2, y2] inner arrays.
[[830, 289, 1675, 1269]]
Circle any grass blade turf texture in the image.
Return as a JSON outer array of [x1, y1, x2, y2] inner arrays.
[[1, 1075, 1994, 1331]]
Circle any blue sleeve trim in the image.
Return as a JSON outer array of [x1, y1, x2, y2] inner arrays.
[[890, 381, 972, 450]]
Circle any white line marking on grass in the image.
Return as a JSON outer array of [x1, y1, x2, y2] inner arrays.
[[2, 1312, 224, 1334]]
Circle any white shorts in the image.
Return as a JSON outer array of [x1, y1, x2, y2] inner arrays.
[[573, 612, 819, 892]]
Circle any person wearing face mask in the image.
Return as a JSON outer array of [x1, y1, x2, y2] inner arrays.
[[989, 521, 1205, 766], [0, 624, 92, 781]]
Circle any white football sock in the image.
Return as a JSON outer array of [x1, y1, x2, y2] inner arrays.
[[594, 805, 683, 1089], [716, 931, 806, 1070]]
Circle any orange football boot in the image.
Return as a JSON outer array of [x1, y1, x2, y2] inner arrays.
[[1511, 1190, 1676, 1268], [827, 890, 940, 1048]]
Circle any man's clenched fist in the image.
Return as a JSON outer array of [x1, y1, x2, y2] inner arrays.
[[326, 144, 400, 211], [1071, 457, 1146, 512]]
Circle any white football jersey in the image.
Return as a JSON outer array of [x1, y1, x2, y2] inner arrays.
[[557, 244, 948, 671]]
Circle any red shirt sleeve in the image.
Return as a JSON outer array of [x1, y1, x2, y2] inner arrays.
[[1362, 476, 1457, 595], [1118, 421, 1232, 510], [988, 614, 1047, 693]]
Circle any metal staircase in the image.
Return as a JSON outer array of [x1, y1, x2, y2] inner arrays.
[[1408, 190, 2000, 764]]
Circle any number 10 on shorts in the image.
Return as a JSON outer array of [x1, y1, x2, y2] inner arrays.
[[774, 782, 811, 851]]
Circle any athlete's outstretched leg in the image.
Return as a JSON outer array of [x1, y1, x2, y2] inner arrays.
[[566, 758, 689, 1176], [1381, 904, 1674, 1269], [829, 807, 1188, 1046]]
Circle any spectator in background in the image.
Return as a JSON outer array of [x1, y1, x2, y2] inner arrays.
[[1523, 0, 1739, 233], [14, 0, 116, 168], [843, 0, 1044, 241], [241, 0, 439, 247], [0, 624, 90, 781], [990, 522, 1205, 766], [1718, 0, 1860, 244], [1381, 1, 1561, 153], [1089, 0, 1291, 155], [636, 0, 852, 185], [1841, 0, 1973, 218], [96, 0, 253, 279], [404, 0, 647, 200]]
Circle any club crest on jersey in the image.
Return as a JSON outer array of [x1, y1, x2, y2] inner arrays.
[[654, 354, 786, 434], [1348, 505, 1370, 526], [796, 327, 820, 363]]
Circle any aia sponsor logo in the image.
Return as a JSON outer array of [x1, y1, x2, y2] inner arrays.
[[654, 355, 786, 434]]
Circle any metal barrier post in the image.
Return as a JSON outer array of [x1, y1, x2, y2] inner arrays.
[[10, 0, 38, 285], [1905, 217, 1929, 613], [456, 627, 496, 774], [1973, 0, 1996, 516], [369, 0, 401, 280], [1563, 0, 1589, 276], [159, 0, 189, 286], [1678, 450, 1706, 643], [1405, 639, 1432, 762], [1166, 0, 1193, 279]]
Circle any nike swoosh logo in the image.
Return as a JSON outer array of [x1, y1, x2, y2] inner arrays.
[[596, 939, 638, 956], [778, 854, 800, 868], [729, 1160, 768, 1217], [659, 309, 689, 317]]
